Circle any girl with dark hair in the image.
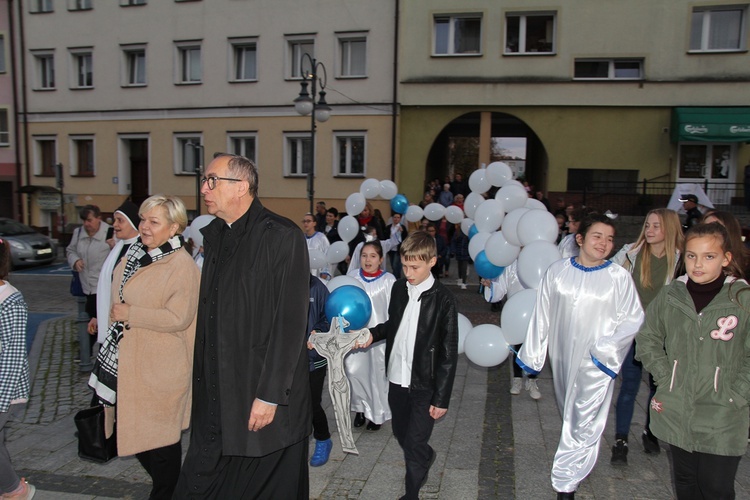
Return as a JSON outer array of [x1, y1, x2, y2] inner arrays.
[[637, 222, 750, 499]]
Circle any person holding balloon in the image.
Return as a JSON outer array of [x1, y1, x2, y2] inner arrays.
[[517, 214, 644, 499], [346, 240, 396, 431]]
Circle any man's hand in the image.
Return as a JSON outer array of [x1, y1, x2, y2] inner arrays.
[[429, 405, 447, 420], [87, 317, 98, 335], [73, 259, 85, 272], [248, 398, 278, 432]]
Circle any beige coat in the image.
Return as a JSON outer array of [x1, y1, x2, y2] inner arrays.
[[111, 249, 200, 456]]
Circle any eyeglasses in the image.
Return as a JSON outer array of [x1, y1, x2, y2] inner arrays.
[[200, 175, 243, 190], [302, 219, 315, 224]]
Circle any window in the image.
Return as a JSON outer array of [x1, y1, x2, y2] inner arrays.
[[287, 37, 314, 78], [121, 0, 146, 6], [334, 133, 366, 177], [174, 134, 202, 174], [0, 35, 5, 74], [505, 12, 556, 54], [433, 14, 481, 55], [227, 133, 257, 163], [690, 6, 747, 52], [0, 110, 9, 147], [284, 133, 312, 177], [70, 136, 94, 176], [574, 59, 643, 80], [30, 0, 53, 13], [230, 39, 257, 82], [69, 0, 92, 10], [33, 137, 57, 177], [176, 42, 202, 84], [122, 45, 146, 86], [70, 49, 93, 88], [338, 34, 367, 77], [32, 51, 55, 90]]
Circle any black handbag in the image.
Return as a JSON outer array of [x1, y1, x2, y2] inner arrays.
[[74, 405, 118, 463], [70, 271, 85, 297]]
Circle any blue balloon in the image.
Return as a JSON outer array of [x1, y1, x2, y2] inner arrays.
[[475, 250, 505, 279], [325, 285, 372, 331], [468, 224, 478, 240], [390, 194, 409, 215]]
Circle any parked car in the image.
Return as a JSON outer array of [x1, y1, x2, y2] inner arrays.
[[0, 218, 57, 268]]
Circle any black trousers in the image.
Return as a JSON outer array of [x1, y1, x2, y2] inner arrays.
[[388, 383, 435, 500], [135, 440, 181, 500], [309, 365, 331, 441], [511, 344, 536, 379], [85, 294, 97, 354], [670, 445, 742, 500]]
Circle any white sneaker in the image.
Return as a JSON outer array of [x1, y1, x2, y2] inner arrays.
[[527, 379, 541, 400], [460, 283, 467, 290], [510, 377, 523, 395], [456, 278, 463, 286]]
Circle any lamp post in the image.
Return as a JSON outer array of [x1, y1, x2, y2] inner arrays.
[[187, 141, 204, 216], [293, 54, 331, 214]]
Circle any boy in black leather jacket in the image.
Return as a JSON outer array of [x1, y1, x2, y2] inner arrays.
[[360, 231, 458, 499]]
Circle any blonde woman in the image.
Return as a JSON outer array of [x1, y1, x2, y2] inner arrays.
[[610, 208, 683, 464]]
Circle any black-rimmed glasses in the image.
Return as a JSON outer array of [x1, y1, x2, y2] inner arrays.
[[200, 175, 243, 190]]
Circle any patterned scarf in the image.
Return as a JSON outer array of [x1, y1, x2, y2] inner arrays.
[[88, 235, 183, 405]]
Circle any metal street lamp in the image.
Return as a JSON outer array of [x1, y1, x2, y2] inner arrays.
[[293, 54, 331, 214], [187, 141, 204, 216]]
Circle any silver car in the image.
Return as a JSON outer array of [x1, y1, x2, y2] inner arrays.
[[0, 218, 57, 268]]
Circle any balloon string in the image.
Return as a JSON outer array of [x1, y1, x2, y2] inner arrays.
[[508, 344, 519, 355]]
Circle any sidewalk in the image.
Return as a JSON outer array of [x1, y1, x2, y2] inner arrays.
[[7, 268, 750, 499]]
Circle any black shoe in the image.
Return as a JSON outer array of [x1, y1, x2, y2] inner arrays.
[[419, 449, 437, 489], [611, 439, 628, 465], [366, 421, 381, 431], [642, 429, 661, 454], [557, 492, 575, 500], [353, 412, 366, 428]]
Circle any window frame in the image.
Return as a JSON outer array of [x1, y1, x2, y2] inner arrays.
[[69, 48, 93, 89], [286, 35, 315, 80], [0, 33, 6, 74], [229, 37, 258, 83], [173, 133, 203, 175], [69, 135, 95, 177], [573, 58, 644, 80], [432, 13, 483, 57], [175, 40, 202, 85], [226, 132, 258, 164], [504, 11, 557, 55], [690, 5, 748, 53], [120, 0, 147, 6], [33, 136, 57, 177], [68, 0, 92, 11], [30, 0, 53, 13], [337, 32, 368, 78], [284, 132, 313, 177], [0, 109, 10, 147], [31, 50, 55, 90], [121, 44, 147, 87], [333, 131, 366, 178]]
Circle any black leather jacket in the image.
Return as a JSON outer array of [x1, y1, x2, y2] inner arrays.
[[371, 278, 458, 408]]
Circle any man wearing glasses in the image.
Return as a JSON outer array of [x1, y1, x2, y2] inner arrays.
[[175, 154, 311, 498], [302, 213, 332, 281]]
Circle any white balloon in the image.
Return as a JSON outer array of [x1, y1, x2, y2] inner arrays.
[[457, 313, 473, 355], [326, 275, 366, 293], [326, 241, 349, 264], [505, 179, 526, 189], [486, 162, 514, 187], [495, 184, 528, 212], [517, 209, 559, 246], [525, 198, 548, 210], [468, 169, 492, 194], [309, 249, 326, 271], [501, 208, 529, 247], [473, 199, 505, 233], [463, 192, 485, 219], [500, 289, 538, 345], [464, 324, 510, 368], [468, 232, 491, 261], [405, 205, 424, 223], [484, 231, 521, 267], [379, 180, 398, 200], [188, 214, 216, 249], [345, 192, 366, 216], [445, 205, 464, 224], [338, 215, 359, 243], [517, 240, 561, 289], [359, 178, 382, 199], [423, 203, 446, 221], [461, 218, 474, 236]]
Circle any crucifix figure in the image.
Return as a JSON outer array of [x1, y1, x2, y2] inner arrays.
[[309, 316, 371, 455]]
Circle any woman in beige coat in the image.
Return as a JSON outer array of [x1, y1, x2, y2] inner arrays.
[[109, 195, 199, 500]]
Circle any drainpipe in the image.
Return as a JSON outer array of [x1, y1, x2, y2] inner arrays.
[[390, 0, 399, 182], [14, 0, 31, 224], [8, 0, 23, 220]]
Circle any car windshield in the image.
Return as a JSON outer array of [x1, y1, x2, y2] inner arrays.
[[0, 220, 38, 236]]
